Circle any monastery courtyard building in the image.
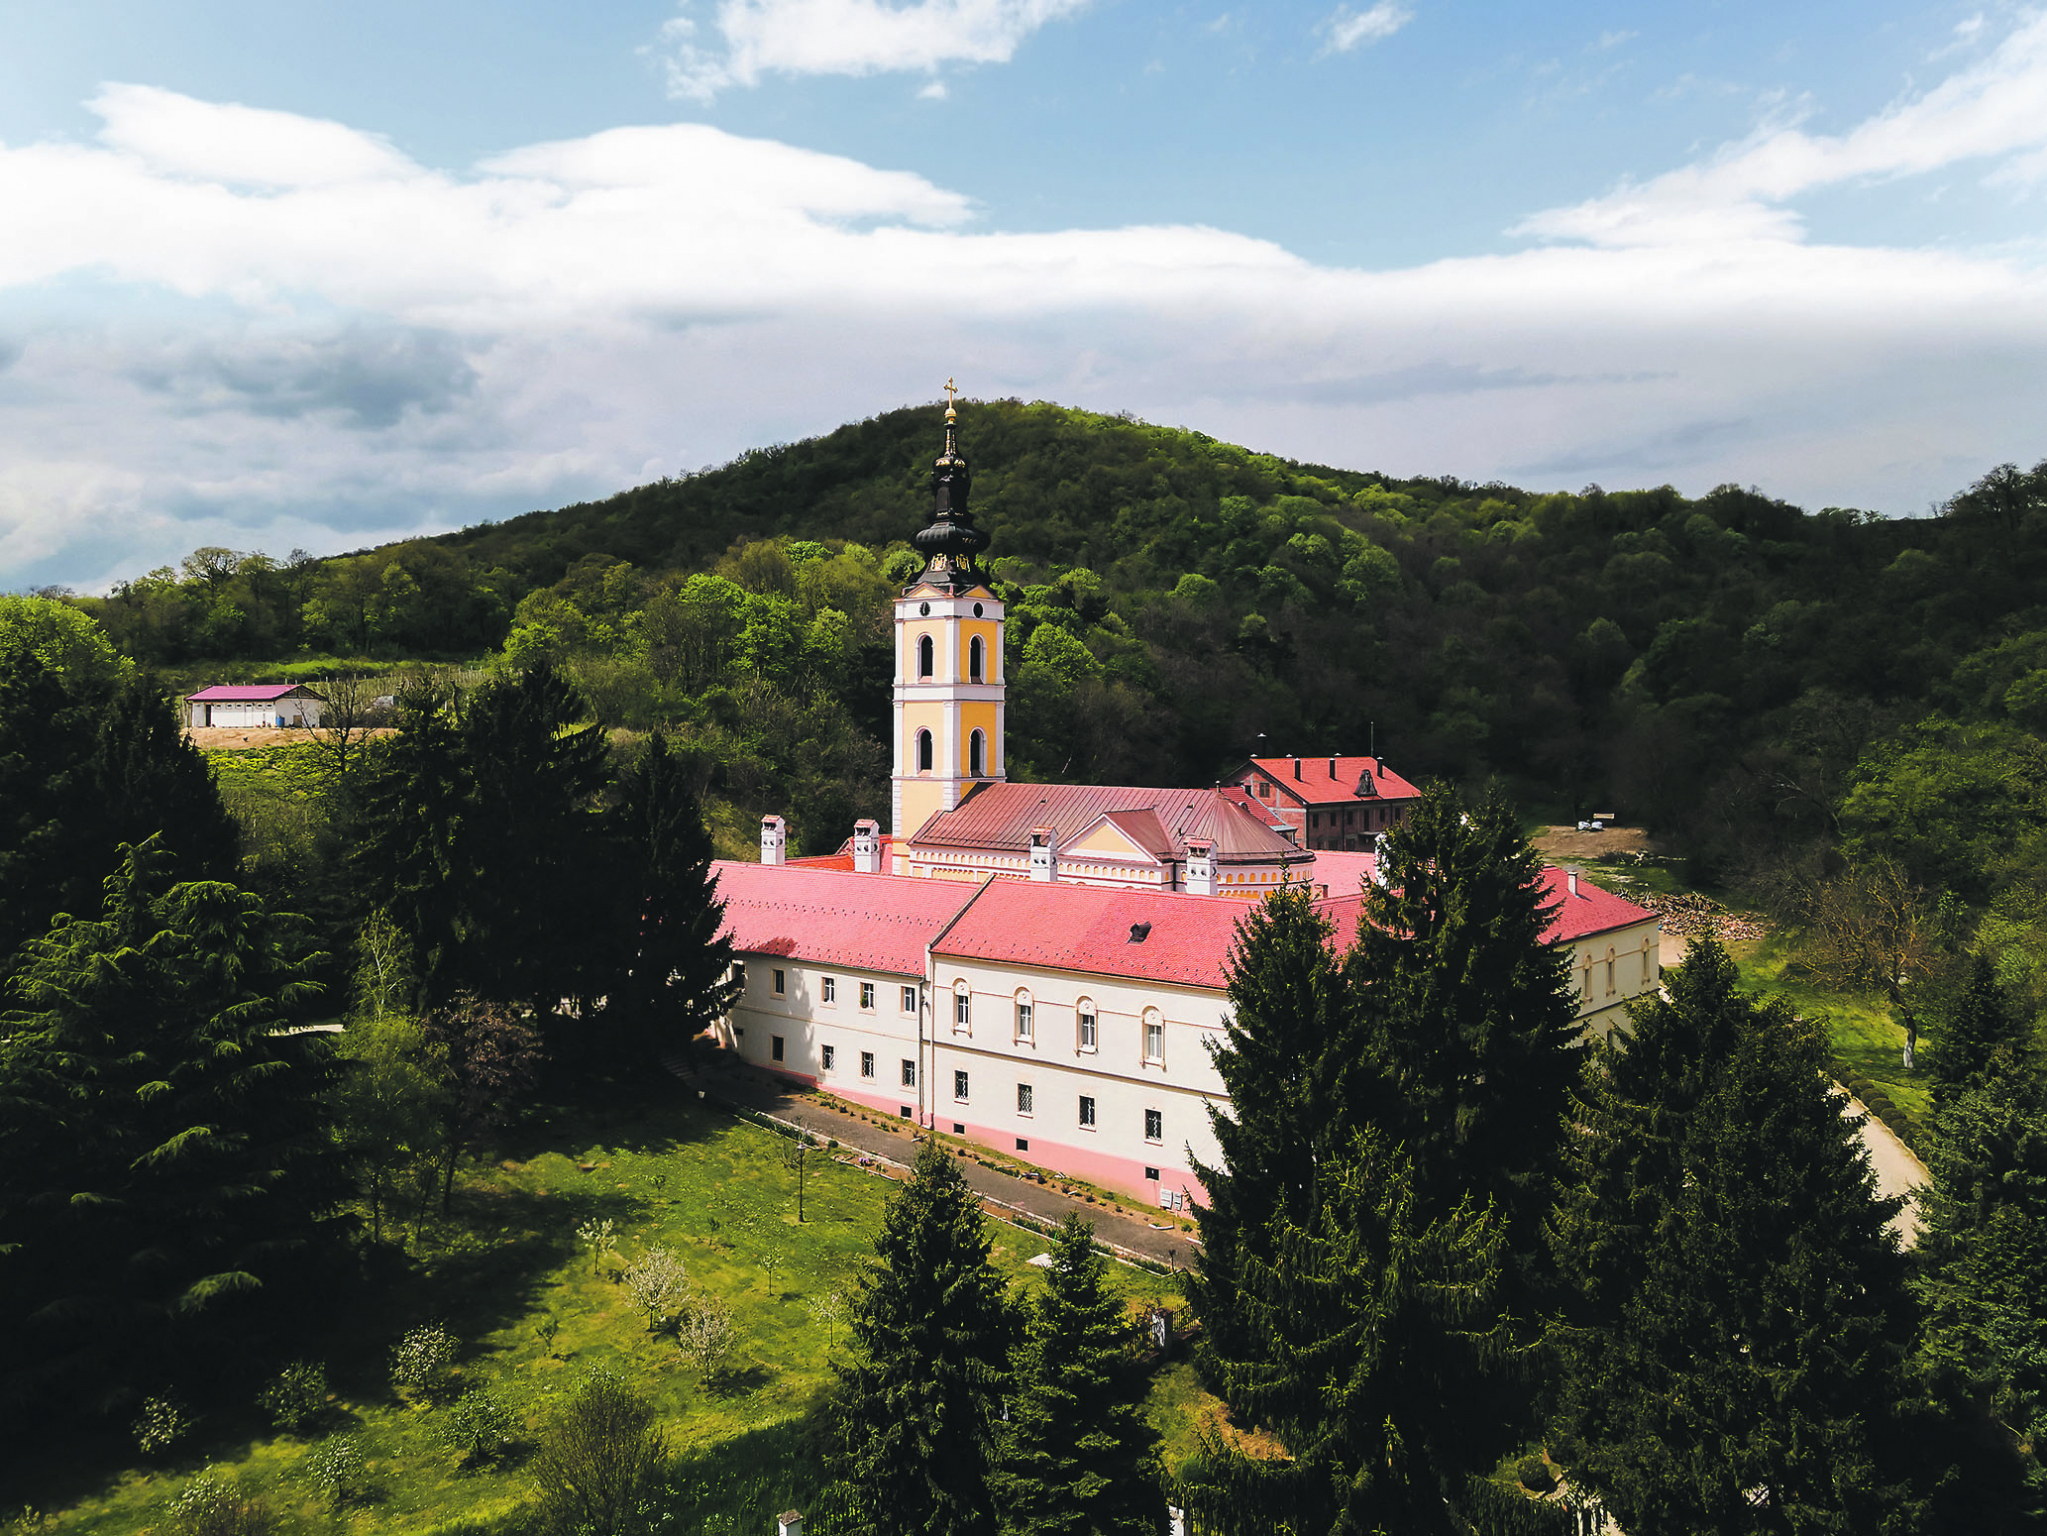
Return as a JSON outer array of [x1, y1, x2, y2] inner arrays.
[[713, 395, 1660, 1209]]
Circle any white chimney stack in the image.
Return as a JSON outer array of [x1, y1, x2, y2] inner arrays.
[[1567, 869, 1580, 898], [1185, 837, 1215, 896], [760, 814, 787, 867], [852, 818, 880, 874], [1029, 825, 1059, 883]]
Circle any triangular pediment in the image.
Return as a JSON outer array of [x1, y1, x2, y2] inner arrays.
[[1067, 815, 1166, 864]]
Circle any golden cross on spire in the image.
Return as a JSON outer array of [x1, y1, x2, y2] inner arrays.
[[943, 376, 959, 422]]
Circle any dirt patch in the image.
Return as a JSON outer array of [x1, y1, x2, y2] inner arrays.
[[187, 726, 396, 751], [1532, 824, 1657, 861]]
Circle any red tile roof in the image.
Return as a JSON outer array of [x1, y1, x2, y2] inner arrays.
[[1239, 755, 1420, 806], [1303, 849, 1380, 899], [914, 782, 1303, 866], [713, 861, 979, 976], [933, 880, 1251, 989], [787, 835, 897, 872], [186, 683, 324, 702], [1312, 865, 1655, 949]]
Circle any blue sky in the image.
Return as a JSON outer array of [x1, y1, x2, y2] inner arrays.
[[1, 1, 2043, 587]]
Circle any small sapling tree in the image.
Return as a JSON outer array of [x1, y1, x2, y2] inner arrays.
[[531, 1370, 669, 1535], [133, 1396, 192, 1458], [576, 1217, 618, 1275], [437, 1387, 519, 1467], [302, 1436, 366, 1508], [390, 1322, 459, 1403], [163, 1472, 276, 1536], [809, 1289, 847, 1350], [622, 1247, 689, 1334], [534, 1312, 561, 1358], [678, 1293, 737, 1379], [255, 1361, 329, 1435]]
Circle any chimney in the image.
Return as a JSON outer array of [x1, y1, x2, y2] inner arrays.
[[1029, 825, 1059, 883], [1328, 757, 1336, 777], [760, 814, 787, 867], [852, 818, 881, 874], [1567, 870, 1580, 898], [1185, 837, 1215, 896], [778, 1513, 804, 1536], [1293, 756, 1302, 779]]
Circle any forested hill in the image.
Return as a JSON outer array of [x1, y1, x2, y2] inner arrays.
[[76, 401, 2047, 877]]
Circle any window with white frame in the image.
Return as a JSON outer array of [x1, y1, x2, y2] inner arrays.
[[1077, 1000, 1097, 1052], [822, 976, 837, 1004], [1017, 1083, 1033, 1115], [1142, 1007, 1165, 1065], [954, 981, 971, 1031], [861, 1051, 875, 1078], [772, 968, 786, 997], [860, 980, 875, 1010], [1144, 1108, 1163, 1142], [901, 1059, 917, 1088], [1078, 1094, 1096, 1127], [902, 984, 918, 1013], [1014, 989, 1033, 1042], [1605, 948, 1617, 997], [954, 1070, 970, 1101], [821, 1044, 835, 1071]]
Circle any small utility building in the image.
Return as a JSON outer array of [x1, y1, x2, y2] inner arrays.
[[186, 683, 326, 729]]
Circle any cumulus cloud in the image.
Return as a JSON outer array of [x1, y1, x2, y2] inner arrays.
[[1518, 11, 2047, 247], [1317, 3, 1413, 55], [655, 0, 1088, 101], [7, 24, 2047, 587]]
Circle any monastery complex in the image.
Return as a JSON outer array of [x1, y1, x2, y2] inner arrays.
[[713, 397, 1660, 1210]]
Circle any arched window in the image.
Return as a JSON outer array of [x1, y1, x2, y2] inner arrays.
[[1014, 988, 1034, 1041], [953, 979, 972, 1031], [969, 728, 986, 777], [1076, 997, 1097, 1051], [918, 634, 934, 679], [1141, 1007, 1165, 1064], [1605, 948, 1617, 997], [969, 635, 985, 681], [916, 729, 933, 772]]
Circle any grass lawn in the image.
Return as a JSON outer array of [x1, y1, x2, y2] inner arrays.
[[15, 1084, 1192, 1535]]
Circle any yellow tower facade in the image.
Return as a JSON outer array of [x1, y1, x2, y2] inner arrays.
[[892, 386, 1005, 862]]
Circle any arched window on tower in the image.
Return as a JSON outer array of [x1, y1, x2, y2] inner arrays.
[[918, 634, 934, 679], [916, 729, 933, 772], [969, 729, 986, 777], [969, 635, 985, 681]]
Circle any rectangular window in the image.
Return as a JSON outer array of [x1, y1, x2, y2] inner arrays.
[[1605, 956, 1616, 997], [772, 968, 786, 997], [1078, 1009, 1097, 1052], [771, 1035, 785, 1062], [1017, 1083, 1033, 1115], [1145, 1165, 1161, 1182], [861, 1051, 875, 1079], [1144, 1108, 1163, 1142], [1015, 1137, 1029, 1152], [1144, 1021, 1165, 1064], [822, 976, 836, 1004], [733, 960, 747, 990], [860, 981, 876, 1010], [955, 991, 971, 1029], [821, 1044, 835, 1071], [901, 1059, 917, 1088], [1078, 1094, 1096, 1127], [902, 985, 918, 1013], [953, 1122, 965, 1134], [954, 1070, 970, 1102], [1016, 1002, 1033, 1041]]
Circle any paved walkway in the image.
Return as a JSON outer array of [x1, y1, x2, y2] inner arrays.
[[1847, 1092, 1928, 1247], [668, 1044, 1199, 1271]]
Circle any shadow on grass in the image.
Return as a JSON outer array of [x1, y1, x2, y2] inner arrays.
[[656, 1413, 831, 1529], [705, 1365, 776, 1400]]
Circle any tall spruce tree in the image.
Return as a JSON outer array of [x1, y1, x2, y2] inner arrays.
[[1224, 1129, 1508, 1536], [602, 731, 740, 1045], [831, 1140, 1017, 1536], [85, 676, 240, 883], [1350, 781, 1578, 1264], [1930, 952, 2031, 1103], [0, 839, 344, 1428], [991, 1214, 1160, 1536], [1550, 939, 1926, 1532], [1189, 883, 1355, 1370]]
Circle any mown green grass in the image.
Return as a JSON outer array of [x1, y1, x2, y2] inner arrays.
[[205, 740, 338, 802], [19, 1089, 1182, 1535]]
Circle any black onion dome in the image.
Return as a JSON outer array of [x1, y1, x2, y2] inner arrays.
[[908, 401, 990, 591]]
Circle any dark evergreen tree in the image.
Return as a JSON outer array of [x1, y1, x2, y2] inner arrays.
[[1915, 1055, 2047, 1505], [1224, 1129, 1507, 1536], [1350, 781, 1579, 1265], [458, 659, 611, 1015], [1929, 952, 2031, 1103], [351, 676, 471, 1003], [602, 730, 740, 1045], [1189, 883, 1354, 1370], [0, 839, 344, 1427], [831, 1140, 1017, 1536], [1550, 938, 1927, 1533], [991, 1214, 1159, 1536], [86, 675, 240, 883]]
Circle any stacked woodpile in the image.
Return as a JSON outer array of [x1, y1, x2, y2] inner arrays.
[[1638, 891, 1766, 943]]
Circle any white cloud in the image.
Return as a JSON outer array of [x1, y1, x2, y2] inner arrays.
[[1318, 3, 1413, 56], [1594, 29, 1637, 51], [655, 0, 1087, 101], [1519, 12, 2047, 247], [8, 37, 2047, 587], [918, 78, 949, 99]]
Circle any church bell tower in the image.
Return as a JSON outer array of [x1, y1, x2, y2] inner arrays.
[[892, 382, 1005, 867]]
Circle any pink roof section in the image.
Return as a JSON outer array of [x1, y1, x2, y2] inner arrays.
[[933, 879, 1251, 990], [913, 781, 1303, 865], [713, 860, 978, 977], [1313, 865, 1655, 950], [1305, 849, 1379, 899], [1242, 755, 1420, 806], [186, 683, 322, 702], [787, 834, 898, 872]]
